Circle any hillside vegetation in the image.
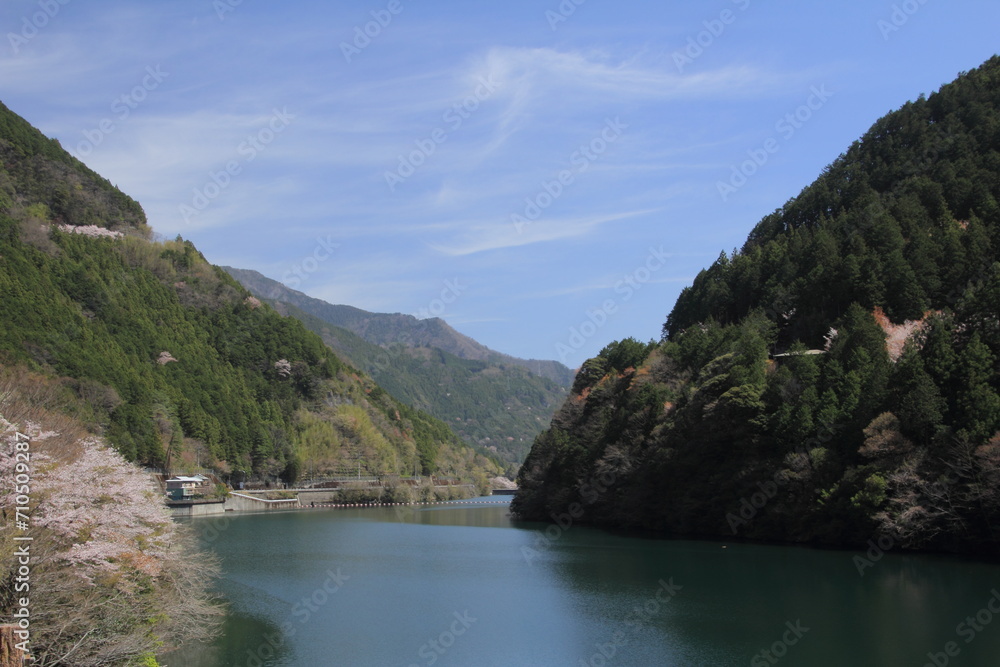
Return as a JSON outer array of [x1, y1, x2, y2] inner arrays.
[[224, 266, 575, 386], [223, 270, 567, 471], [0, 100, 500, 488], [513, 57, 1000, 555], [1, 369, 221, 666], [0, 97, 507, 667]]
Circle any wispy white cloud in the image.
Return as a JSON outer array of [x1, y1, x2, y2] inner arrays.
[[8, 0, 946, 363], [428, 209, 658, 257], [525, 275, 698, 300], [474, 46, 791, 102]]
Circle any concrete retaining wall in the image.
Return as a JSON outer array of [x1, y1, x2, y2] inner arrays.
[[297, 489, 340, 504], [169, 484, 482, 518], [226, 492, 300, 512], [168, 499, 227, 517]]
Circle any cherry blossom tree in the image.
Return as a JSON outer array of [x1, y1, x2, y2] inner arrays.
[[1, 410, 221, 666]]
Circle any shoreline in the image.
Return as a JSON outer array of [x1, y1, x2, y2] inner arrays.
[[170, 489, 513, 518]]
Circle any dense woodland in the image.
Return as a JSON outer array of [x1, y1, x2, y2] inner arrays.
[[226, 277, 567, 472], [514, 57, 1000, 555], [0, 100, 501, 488], [0, 98, 511, 666], [224, 266, 575, 386]]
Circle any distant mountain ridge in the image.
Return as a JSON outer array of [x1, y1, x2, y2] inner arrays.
[[222, 267, 575, 386], [222, 267, 572, 469], [0, 99, 502, 488]]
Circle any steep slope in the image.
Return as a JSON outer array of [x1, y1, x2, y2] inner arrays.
[[0, 377, 221, 666], [223, 266, 576, 386], [224, 268, 571, 469], [0, 101, 146, 234], [513, 57, 1000, 556], [0, 101, 500, 488], [262, 299, 563, 472]]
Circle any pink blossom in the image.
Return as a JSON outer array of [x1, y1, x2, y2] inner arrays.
[[157, 351, 179, 365], [57, 224, 124, 239], [1, 422, 175, 589]]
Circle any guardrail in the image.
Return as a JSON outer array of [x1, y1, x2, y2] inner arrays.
[[229, 492, 298, 503]]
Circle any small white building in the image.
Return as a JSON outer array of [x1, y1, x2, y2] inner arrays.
[[166, 474, 210, 500]]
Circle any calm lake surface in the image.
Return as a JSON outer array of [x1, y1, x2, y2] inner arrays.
[[164, 497, 1000, 667]]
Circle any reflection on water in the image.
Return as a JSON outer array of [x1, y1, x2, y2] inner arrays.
[[164, 611, 291, 667], [165, 497, 1000, 667]]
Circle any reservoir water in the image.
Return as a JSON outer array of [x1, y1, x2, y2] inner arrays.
[[166, 497, 1000, 666]]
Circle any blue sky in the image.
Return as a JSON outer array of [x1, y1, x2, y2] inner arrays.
[[2, 0, 999, 366]]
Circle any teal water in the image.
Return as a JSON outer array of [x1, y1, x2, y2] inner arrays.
[[164, 498, 1000, 667]]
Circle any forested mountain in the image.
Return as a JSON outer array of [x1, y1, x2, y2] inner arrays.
[[223, 266, 576, 386], [513, 57, 1000, 555], [0, 100, 501, 488], [223, 268, 569, 470]]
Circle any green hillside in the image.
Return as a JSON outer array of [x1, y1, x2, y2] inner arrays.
[[224, 266, 576, 386], [0, 101, 500, 489], [224, 268, 570, 470], [513, 57, 1000, 555], [0, 101, 146, 233]]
